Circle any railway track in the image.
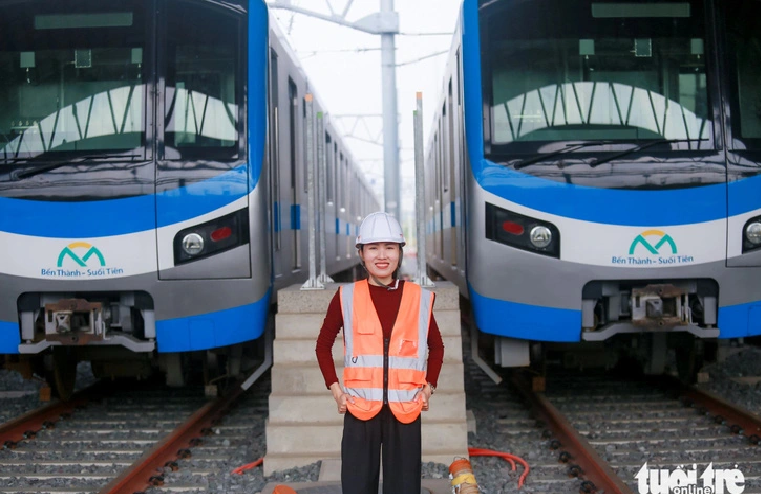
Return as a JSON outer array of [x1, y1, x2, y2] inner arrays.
[[0, 374, 270, 494], [509, 372, 761, 494]]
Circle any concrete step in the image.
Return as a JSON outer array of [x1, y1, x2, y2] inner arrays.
[[268, 392, 467, 424], [266, 422, 468, 456], [271, 361, 465, 394], [277, 282, 461, 315], [276, 309, 463, 339], [274, 336, 463, 365], [278, 284, 340, 315]]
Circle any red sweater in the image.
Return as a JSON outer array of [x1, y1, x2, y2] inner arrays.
[[315, 281, 445, 389]]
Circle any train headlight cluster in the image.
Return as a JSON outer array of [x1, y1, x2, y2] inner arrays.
[[745, 222, 761, 246], [173, 209, 250, 264], [743, 218, 761, 253], [485, 203, 560, 258]]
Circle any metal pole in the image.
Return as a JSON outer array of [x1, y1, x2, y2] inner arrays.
[[302, 94, 324, 290], [381, 0, 399, 219], [317, 111, 334, 284], [413, 92, 433, 287]]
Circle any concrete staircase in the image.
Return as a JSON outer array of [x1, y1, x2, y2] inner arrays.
[[263, 281, 468, 476]]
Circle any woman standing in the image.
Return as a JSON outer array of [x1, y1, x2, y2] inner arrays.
[[315, 212, 445, 494]]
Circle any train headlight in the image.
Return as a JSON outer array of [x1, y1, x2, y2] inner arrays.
[[745, 222, 761, 245], [182, 233, 205, 256], [485, 203, 560, 258], [529, 226, 552, 249], [173, 209, 249, 265]]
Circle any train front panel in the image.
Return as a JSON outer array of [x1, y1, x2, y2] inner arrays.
[[0, 0, 271, 356], [460, 0, 761, 342]]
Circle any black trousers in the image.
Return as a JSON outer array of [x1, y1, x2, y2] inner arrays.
[[341, 405, 422, 494]]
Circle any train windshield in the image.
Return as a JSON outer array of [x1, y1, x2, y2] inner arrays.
[[723, 0, 761, 150], [483, 0, 712, 151], [0, 1, 146, 162]]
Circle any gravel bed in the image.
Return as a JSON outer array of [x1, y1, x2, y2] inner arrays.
[[0, 361, 99, 425], [0, 366, 46, 425], [698, 346, 761, 413]]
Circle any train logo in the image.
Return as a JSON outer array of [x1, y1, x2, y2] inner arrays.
[[629, 230, 678, 255], [57, 243, 106, 268]]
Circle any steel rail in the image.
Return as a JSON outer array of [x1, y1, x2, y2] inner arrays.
[[511, 372, 635, 494], [0, 391, 90, 449], [670, 377, 761, 446], [100, 386, 244, 494]]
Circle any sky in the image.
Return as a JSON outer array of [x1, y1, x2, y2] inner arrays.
[[264, 0, 464, 230]]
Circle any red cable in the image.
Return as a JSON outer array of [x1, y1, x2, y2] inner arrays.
[[231, 457, 263, 475], [467, 447, 531, 487]]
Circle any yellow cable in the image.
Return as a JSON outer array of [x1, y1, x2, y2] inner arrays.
[[450, 473, 477, 486]]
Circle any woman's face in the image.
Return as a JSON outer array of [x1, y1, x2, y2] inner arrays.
[[359, 242, 400, 283]]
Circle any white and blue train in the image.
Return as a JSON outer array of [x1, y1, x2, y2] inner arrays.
[[0, 0, 376, 395], [425, 0, 761, 379]]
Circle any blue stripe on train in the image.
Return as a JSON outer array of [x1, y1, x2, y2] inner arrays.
[[0, 164, 254, 238], [291, 204, 301, 230], [156, 288, 271, 352], [468, 282, 582, 342], [470, 281, 761, 341], [0, 320, 20, 353], [461, 0, 761, 227]]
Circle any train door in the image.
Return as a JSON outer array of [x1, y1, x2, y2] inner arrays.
[[447, 79, 456, 266], [333, 148, 344, 261], [269, 49, 282, 280], [325, 133, 334, 264], [433, 131, 440, 260], [456, 49, 467, 274], [288, 78, 300, 270], [438, 117, 445, 259]]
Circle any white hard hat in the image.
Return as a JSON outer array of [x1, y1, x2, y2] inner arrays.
[[356, 212, 406, 248]]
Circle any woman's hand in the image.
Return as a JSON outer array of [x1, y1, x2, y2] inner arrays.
[[415, 383, 433, 411], [330, 382, 354, 414]]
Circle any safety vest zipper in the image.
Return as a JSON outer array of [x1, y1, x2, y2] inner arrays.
[[383, 336, 389, 405]]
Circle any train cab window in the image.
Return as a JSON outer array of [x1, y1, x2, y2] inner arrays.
[[723, 0, 761, 149], [482, 0, 713, 152], [0, 1, 147, 161], [163, 0, 243, 159]]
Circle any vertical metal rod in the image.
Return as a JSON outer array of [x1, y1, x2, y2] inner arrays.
[[414, 92, 434, 287], [302, 94, 324, 290], [381, 0, 399, 220], [317, 112, 334, 284]]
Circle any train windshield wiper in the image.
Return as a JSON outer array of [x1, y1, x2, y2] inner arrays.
[[589, 138, 704, 167], [514, 141, 616, 170], [11, 154, 140, 181]]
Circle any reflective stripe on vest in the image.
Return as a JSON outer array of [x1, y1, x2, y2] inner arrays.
[[339, 280, 433, 424]]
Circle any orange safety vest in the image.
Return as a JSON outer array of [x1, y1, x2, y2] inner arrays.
[[339, 280, 433, 424]]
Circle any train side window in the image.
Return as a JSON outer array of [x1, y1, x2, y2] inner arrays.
[[164, 0, 243, 159], [443, 99, 449, 192], [434, 131, 440, 202], [338, 152, 344, 210], [325, 132, 334, 203]]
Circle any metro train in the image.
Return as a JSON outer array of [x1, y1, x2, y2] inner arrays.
[[0, 0, 376, 397], [424, 0, 761, 380]]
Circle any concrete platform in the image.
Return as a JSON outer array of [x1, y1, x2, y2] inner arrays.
[[264, 281, 468, 476], [260, 479, 452, 494]]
